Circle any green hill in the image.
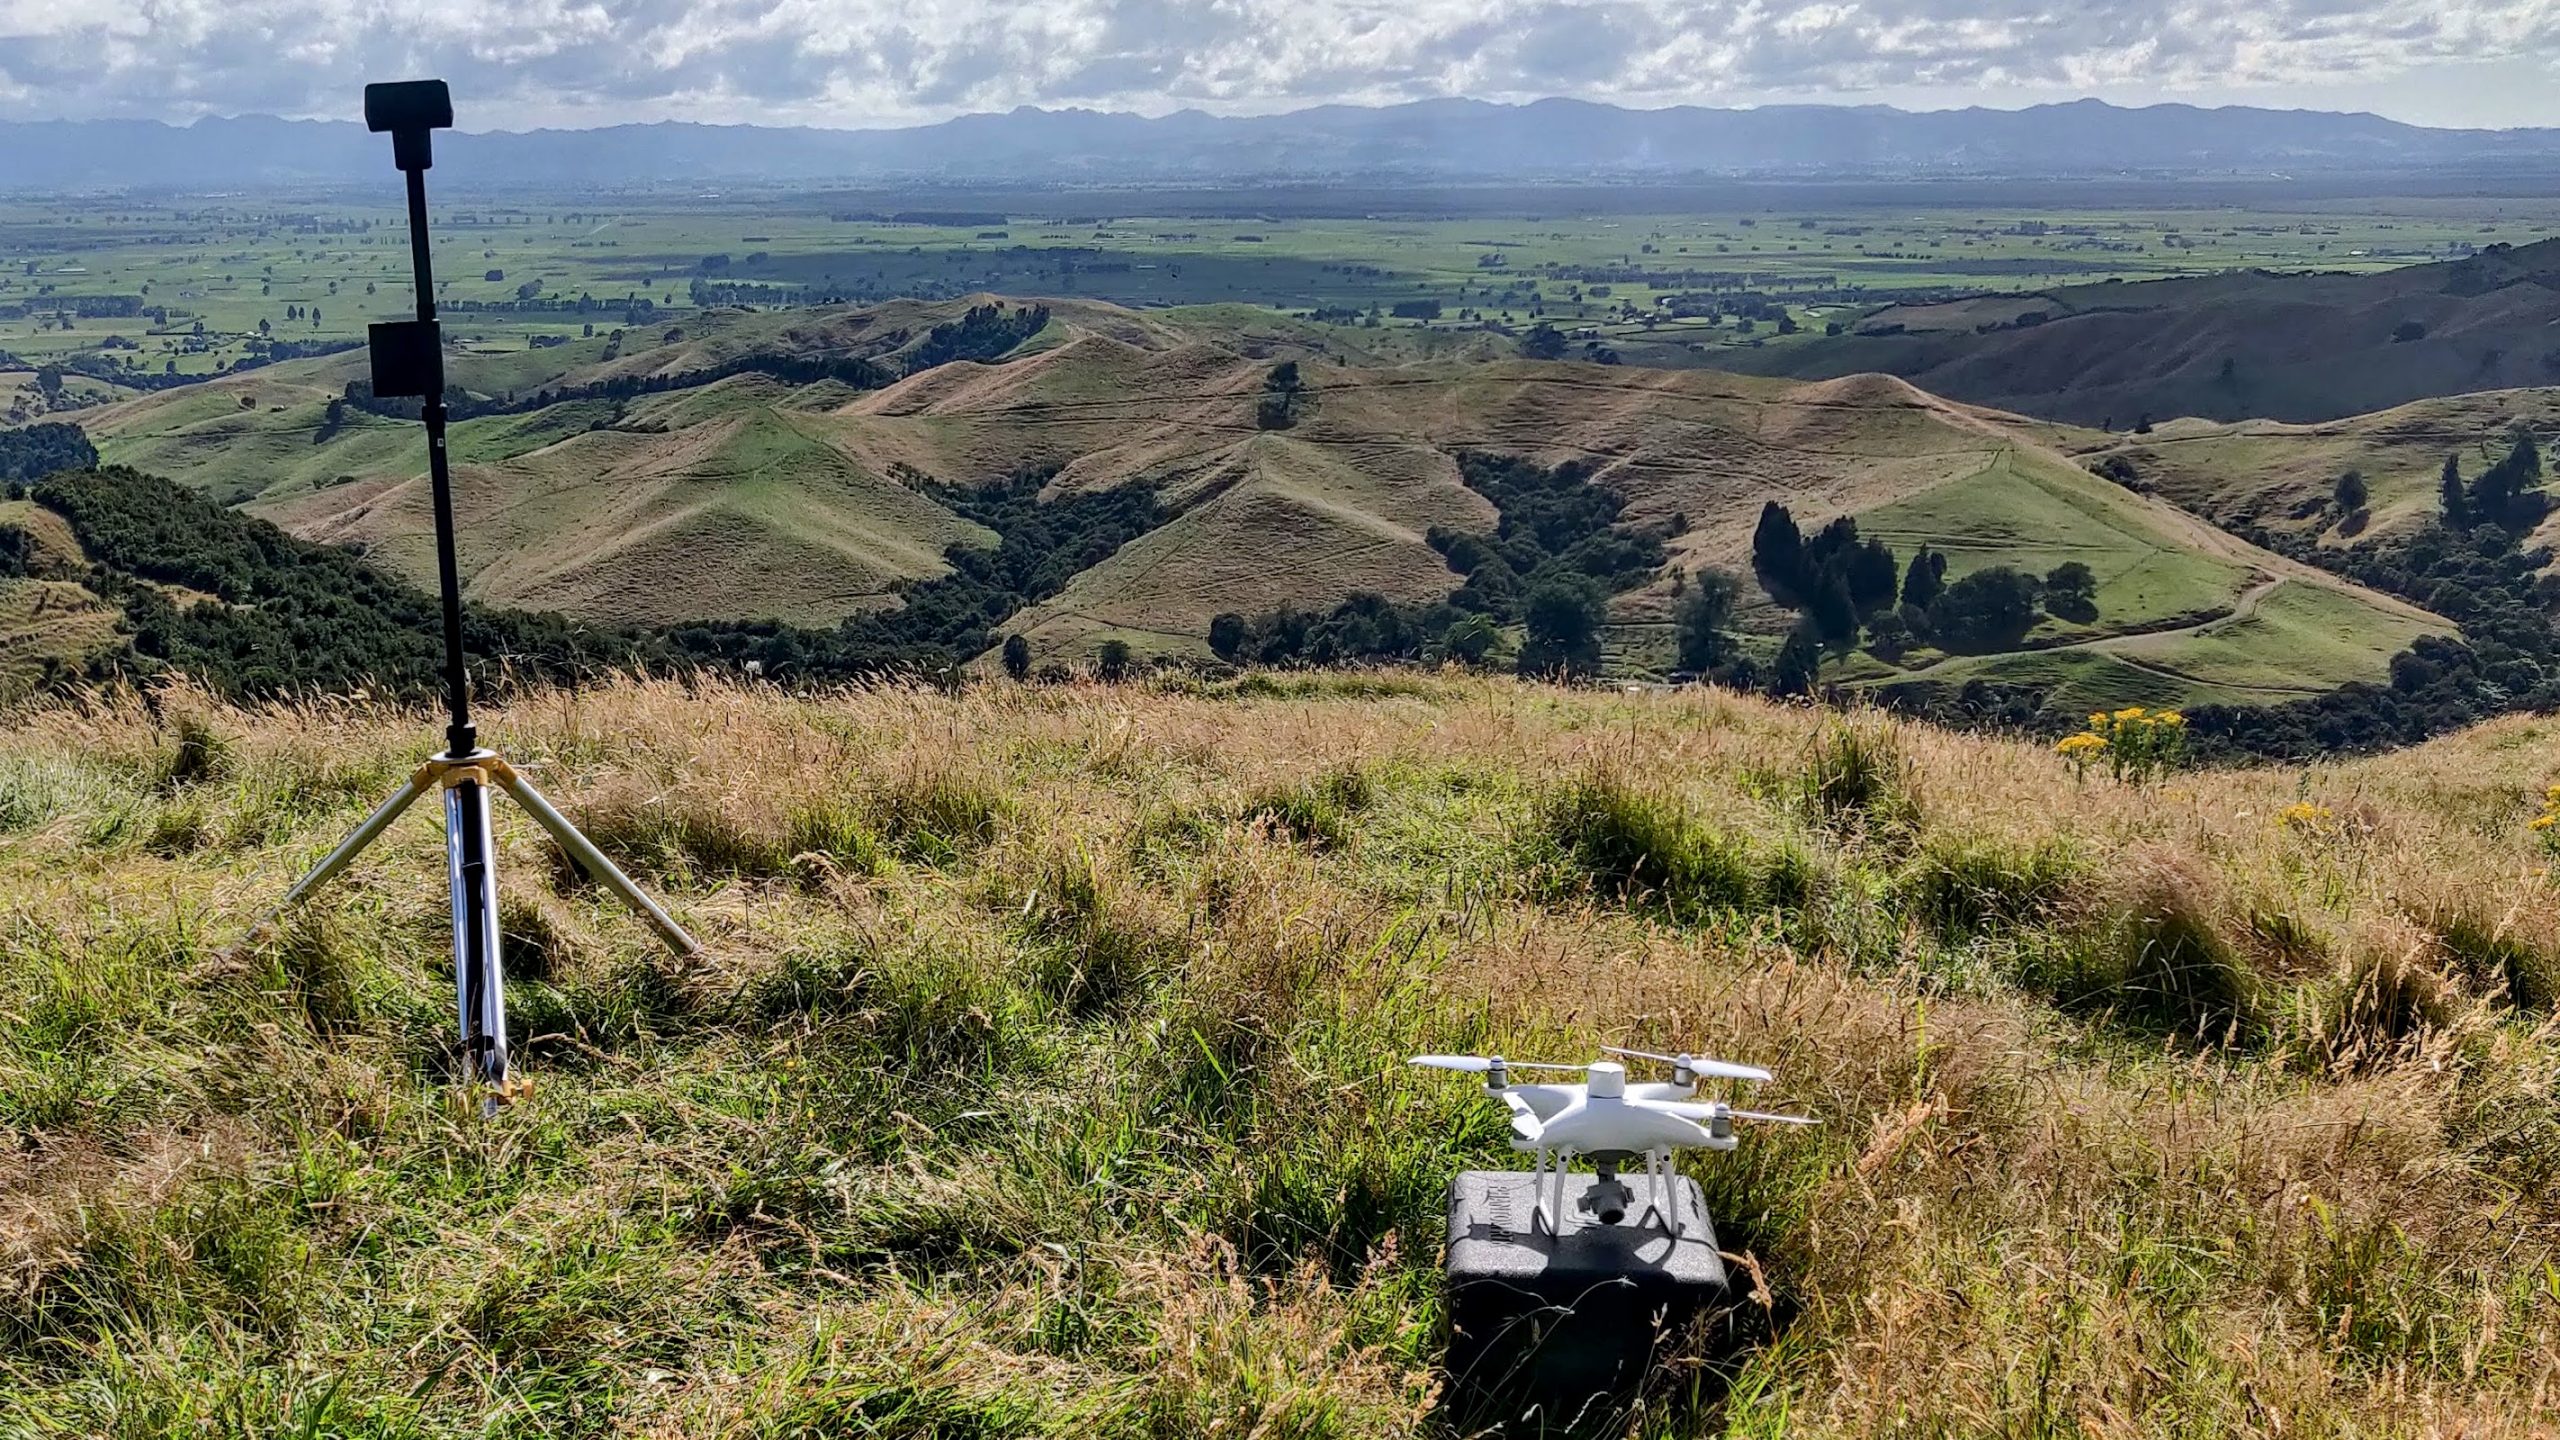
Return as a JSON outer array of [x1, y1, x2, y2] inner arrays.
[[2071, 387, 2560, 554], [52, 296, 2457, 721]]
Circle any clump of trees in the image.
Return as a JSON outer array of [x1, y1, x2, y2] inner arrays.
[[1254, 361, 1305, 430], [1209, 454, 1675, 679], [24, 457, 1167, 702], [2438, 432, 2548, 533], [668, 466, 1160, 682], [1751, 500, 2091, 660], [0, 421, 97, 489], [33, 466, 649, 697]]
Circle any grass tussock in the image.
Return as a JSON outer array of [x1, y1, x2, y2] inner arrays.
[[2076, 849, 2263, 1042], [1, 673, 2558, 1434], [1532, 764, 1772, 916], [1239, 763, 1374, 849]]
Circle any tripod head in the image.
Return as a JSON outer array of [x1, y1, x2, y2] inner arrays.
[[364, 79, 452, 173]]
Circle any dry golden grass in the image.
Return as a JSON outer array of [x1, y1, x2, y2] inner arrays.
[[2, 673, 2558, 1436]]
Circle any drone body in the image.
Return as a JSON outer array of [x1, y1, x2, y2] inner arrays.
[[1412, 1046, 1812, 1237]]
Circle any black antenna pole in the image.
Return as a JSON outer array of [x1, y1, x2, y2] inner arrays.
[[366, 79, 473, 757], [406, 165, 473, 758]]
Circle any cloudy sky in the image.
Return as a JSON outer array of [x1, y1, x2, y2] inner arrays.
[[0, 0, 2555, 130]]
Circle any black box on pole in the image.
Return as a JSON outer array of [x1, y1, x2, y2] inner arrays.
[[367, 319, 443, 399]]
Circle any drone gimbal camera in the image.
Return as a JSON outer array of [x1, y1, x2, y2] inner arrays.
[[231, 81, 701, 1113]]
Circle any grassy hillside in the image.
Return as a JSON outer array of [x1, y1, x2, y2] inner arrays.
[[2076, 387, 2560, 552], [3, 675, 2559, 1434], [65, 296, 2450, 707], [0, 498, 116, 700], [1721, 237, 2560, 427]]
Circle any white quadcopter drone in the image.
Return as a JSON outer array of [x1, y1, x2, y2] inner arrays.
[[1411, 1045, 1815, 1237]]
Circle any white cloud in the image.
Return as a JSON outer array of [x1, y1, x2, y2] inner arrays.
[[1, 0, 2556, 128]]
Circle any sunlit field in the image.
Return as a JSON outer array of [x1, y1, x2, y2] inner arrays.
[[4, 672, 2558, 1435]]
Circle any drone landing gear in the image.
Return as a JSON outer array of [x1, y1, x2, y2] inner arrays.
[[1633, 1149, 1686, 1239], [1530, 1148, 1687, 1239], [234, 750, 699, 1111]]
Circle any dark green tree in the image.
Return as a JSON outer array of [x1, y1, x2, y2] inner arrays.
[[2441, 453, 2468, 525], [1772, 625, 1822, 696], [1751, 501, 1805, 606], [1846, 537, 1900, 617], [1864, 609, 1913, 661], [1519, 323, 1568, 361], [1929, 566, 2042, 653], [1002, 632, 1032, 680], [2042, 561, 2099, 623], [1095, 639, 1134, 682], [1805, 571, 1858, 649], [1674, 568, 1738, 672], [2334, 469, 2368, 514], [2469, 431, 2546, 531], [1439, 612, 1500, 665], [1207, 612, 1248, 660], [1518, 574, 1607, 678], [1900, 545, 1946, 609]]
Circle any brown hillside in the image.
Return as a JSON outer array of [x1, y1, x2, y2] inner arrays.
[[2075, 387, 2560, 553], [1720, 237, 2560, 426]]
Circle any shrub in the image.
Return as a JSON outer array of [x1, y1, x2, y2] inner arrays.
[[2093, 856, 2259, 1042], [2057, 706, 2188, 783], [1241, 766, 1373, 850], [1897, 833, 2084, 938], [1797, 721, 1918, 838], [873, 769, 1005, 867], [2294, 927, 2453, 1075], [1533, 768, 1762, 916], [153, 713, 235, 792], [2427, 904, 2559, 1011]]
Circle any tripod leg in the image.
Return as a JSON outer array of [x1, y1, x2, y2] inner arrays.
[[489, 765, 700, 957], [444, 773, 510, 1107], [229, 764, 438, 957]]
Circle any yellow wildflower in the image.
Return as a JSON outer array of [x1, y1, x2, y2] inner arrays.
[[2112, 706, 2146, 721], [2056, 733, 2107, 755], [2156, 711, 2185, 727], [2278, 801, 2333, 831], [2534, 814, 2556, 831]]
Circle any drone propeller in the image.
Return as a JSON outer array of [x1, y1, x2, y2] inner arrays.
[[1728, 1108, 1820, 1126], [1602, 1045, 1774, 1083], [1409, 1054, 1592, 1074]]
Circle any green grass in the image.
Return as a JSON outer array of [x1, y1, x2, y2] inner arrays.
[[2, 676, 2560, 1434], [1856, 448, 2248, 635], [2104, 579, 2447, 695]]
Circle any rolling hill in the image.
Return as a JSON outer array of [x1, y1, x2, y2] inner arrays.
[[2068, 386, 2560, 555], [50, 294, 2452, 719], [1724, 238, 2560, 427]]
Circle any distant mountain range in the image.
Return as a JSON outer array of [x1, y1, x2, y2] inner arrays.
[[12, 98, 2560, 191]]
